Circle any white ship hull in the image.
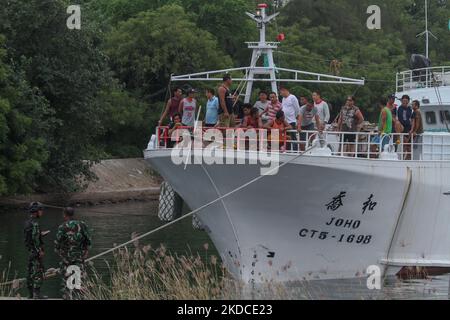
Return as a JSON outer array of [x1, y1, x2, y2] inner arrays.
[[144, 149, 450, 283]]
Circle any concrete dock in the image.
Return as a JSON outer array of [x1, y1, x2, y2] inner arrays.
[[0, 158, 162, 207]]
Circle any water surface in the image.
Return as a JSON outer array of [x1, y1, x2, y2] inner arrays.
[[1, 201, 449, 300], [0, 201, 214, 298]]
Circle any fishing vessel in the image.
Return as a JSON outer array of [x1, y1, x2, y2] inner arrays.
[[144, 3, 450, 283]]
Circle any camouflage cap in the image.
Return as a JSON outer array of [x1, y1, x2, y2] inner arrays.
[[29, 202, 44, 213]]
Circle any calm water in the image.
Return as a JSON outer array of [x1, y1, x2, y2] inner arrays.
[[1, 201, 449, 300], [0, 201, 215, 298]]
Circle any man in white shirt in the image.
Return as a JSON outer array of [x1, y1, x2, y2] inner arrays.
[[312, 90, 330, 126], [280, 86, 301, 151]]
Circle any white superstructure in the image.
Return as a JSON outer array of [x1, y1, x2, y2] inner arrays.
[[396, 66, 450, 133]]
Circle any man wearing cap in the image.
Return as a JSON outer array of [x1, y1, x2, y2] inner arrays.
[[55, 207, 92, 300], [24, 202, 48, 299]]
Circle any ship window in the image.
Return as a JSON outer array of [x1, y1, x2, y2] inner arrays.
[[440, 110, 450, 124], [426, 111, 436, 124]]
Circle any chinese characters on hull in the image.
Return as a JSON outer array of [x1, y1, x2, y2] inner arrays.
[[326, 192, 347, 211], [362, 195, 378, 215], [325, 192, 378, 215]]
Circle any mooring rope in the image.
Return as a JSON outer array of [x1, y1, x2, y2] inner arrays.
[[0, 144, 318, 287]]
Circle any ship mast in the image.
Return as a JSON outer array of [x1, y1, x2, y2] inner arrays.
[[170, 3, 364, 101], [244, 3, 280, 102], [416, 0, 437, 59]]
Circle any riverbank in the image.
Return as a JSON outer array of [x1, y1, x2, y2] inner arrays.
[[0, 158, 162, 207]]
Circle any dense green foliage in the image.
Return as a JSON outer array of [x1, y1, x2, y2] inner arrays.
[[0, 35, 50, 195], [0, 0, 448, 195]]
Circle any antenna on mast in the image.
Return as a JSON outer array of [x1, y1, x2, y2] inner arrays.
[[245, 3, 280, 44], [416, 0, 438, 59], [243, 3, 280, 102]]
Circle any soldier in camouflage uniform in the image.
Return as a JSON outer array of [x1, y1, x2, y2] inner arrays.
[[24, 202, 48, 299], [54, 207, 92, 300]]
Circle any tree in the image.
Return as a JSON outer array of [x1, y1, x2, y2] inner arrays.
[[0, 35, 51, 195], [89, 0, 256, 66], [0, 0, 117, 192], [104, 4, 233, 100], [180, 0, 256, 66], [96, 85, 155, 159]]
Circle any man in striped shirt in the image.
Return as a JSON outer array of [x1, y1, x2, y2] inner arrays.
[[262, 92, 282, 123]]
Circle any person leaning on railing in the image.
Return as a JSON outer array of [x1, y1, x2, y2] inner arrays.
[[297, 97, 322, 151], [265, 110, 293, 152], [239, 104, 253, 128], [261, 92, 282, 123], [167, 113, 185, 148], [254, 90, 270, 121], [242, 107, 263, 129]]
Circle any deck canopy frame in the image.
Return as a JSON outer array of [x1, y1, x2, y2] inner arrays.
[[171, 67, 365, 102], [171, 67, 365, 85]]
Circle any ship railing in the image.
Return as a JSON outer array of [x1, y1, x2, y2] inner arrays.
[[285, 130, 417, 160], [155, 126, 289, 151], [154, 126, 450, 161], [396, 66, 450, 92]]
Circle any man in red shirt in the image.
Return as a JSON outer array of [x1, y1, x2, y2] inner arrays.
[[158, 88, 183, 126]]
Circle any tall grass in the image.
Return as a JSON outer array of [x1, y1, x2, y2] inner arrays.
[[0, 258, 20, 298], [83, 238, 342, 300], [82, 236, 374, 300], [84, 240, 244, 300]]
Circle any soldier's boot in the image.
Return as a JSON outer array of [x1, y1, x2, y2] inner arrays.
[[32, 288, 48, 300]]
